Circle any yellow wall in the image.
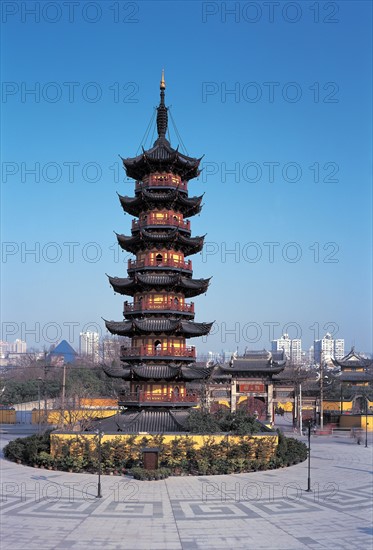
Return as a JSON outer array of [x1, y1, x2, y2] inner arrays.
[[361, 416, 373, 430], [80, 398, 118, 408], [32, 409, 118, 425], [340, 415, 373, 431], [323, 401, 353, 412], [51, 432, 278, 460], [217, 400, 230, 408], [276, 401, 293, 412], [0, 410, 16, 423]]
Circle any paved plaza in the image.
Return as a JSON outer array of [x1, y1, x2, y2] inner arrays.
[[1, 426, 372, 550]]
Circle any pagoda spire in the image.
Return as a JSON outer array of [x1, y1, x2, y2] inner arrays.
[[156, 69, 168, 141]]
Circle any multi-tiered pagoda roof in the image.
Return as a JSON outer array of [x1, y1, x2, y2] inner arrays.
[[107, 273, 210, 297], [101, 72, 213, 432], [332, 347, 373, 384], [117, 190, 203, 217]]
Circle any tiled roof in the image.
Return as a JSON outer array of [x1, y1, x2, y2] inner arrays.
[[102, 363, 132, 379], [121, 140, 201, 181], [115, 229, 204, 256], [132, 364, 181, 380], [104, 319, 213, 338], [332, 348, 373, 369], [107, 274, 210, 298], [98, 409, 190, 433], [117, 191, 203, 217], [181, 364, 215, 380]]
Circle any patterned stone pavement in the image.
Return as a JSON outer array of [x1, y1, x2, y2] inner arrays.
[[1, 428, 372, 550]]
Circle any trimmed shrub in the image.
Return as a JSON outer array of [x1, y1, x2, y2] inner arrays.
[[276, 431, 307, 466], [187, 409, 260, 435], [4, 431, 51, 464], [130, 467, 171, 480]]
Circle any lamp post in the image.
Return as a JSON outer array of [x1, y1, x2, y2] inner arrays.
[[59, 364, 67, 429], [306, 419, 312, 492], [37, 377, 42, 435], [365, 395, 368, 448], [320, 356, 324, 430], [96, 427, 104, 498], [299, 382, 303, 435]]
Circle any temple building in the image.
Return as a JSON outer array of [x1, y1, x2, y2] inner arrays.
[[209, 350, 286, 423], [332, 347, 373, 412], [332, 347, 373, 385], [102, 72, 213, 432]]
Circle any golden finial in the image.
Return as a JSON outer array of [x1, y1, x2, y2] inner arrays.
[[160, 68, 166, 90]]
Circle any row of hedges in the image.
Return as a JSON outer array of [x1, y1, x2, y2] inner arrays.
[[4, 430, 307, 476], [4, 431, 51, 464], [186, 409, 262, 434]]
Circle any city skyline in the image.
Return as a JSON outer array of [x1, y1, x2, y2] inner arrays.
[[1, 333, 367, 366], [1, 2, 372, 355]]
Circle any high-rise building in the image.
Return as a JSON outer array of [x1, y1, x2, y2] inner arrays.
[[6, 339, 27, 354], [271, 334, 291, 358], [0, 339, 27, 357], [314, 333, 344, 363], [290, 339, 302, 364], [0, 341, 9, 358], [271, 334, 302, 364], [15, 339, 27, 353], [79, 331, 99, 363], [334, 339, 345, 360]]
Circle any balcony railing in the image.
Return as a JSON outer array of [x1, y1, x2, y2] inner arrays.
[[128, 258, 192, 271], [119, 391, 198, 404], [123, 301, 194, 314], [136, 175, 187, 191], [132, 217, 190, 231], [120, 346, 196, 359]]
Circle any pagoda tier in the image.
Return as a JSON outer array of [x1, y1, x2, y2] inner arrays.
[[121, 140, 202, 182], [104, 319, 213, 338], [119, 345, 196, 363], [127, 256, 192, 274], [107, 273, 211, 298], [118, 190, 203, 217], [131, 212, 191, 234], [123, 295, 195, 320], [103, 362, 214, 381], [115, 229, 205, 256]]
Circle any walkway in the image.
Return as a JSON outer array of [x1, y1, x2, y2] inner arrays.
[[1, 426, 372, 549]]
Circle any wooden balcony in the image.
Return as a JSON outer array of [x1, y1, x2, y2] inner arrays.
[[120, 345, 196, 359], [119, 391, 198, 406], [132, 217, 190, 231], [128, 258, 192, 272], [136, 175, 187, 191], [123, 301, 194, 314]]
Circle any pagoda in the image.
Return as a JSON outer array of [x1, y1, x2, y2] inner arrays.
[[102, 72, 213, 433]]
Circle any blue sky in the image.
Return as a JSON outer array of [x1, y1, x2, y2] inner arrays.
[[1, 1, 372, 355]]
